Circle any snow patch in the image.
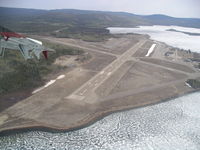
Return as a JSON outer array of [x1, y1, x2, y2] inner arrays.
[[56, 75, 65, 80], [145, 44, 156, 57], [32, 74, 65, 94], [44, 80, 56, 88], [185, 82, 192, 88], [32, 87, 45, 94]]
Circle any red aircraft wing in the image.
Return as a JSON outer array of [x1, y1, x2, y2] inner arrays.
[[0, 25, 25, 40]]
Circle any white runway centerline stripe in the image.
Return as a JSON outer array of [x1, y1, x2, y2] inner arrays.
[[145, 44, 156, 57]]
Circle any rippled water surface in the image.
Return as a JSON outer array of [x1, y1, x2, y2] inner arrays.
[[108, 25, 200, 52], [1, 92, 200, 150]]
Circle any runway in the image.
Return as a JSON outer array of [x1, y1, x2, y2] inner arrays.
[[1, 34, 199, 137], [67, 39, 147, 101]]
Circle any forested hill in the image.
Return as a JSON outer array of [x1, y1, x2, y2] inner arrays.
[[0, 7, 200, 33]]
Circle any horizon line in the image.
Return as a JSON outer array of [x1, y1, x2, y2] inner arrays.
[[0, 6, 200, 19]]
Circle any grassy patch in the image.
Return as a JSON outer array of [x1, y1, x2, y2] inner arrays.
[[0, 42, 84, 95]]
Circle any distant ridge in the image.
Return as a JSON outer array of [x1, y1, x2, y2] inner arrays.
[[0, 7, 200, 33]]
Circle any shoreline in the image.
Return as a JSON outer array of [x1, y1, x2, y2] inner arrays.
[[108, 26, 200, 53], [1, 34, 199, 138], [1, 89, 199, 137]]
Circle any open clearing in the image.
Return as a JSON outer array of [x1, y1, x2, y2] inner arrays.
[[0, 34, 200, 134], [110, 61, 187, 95]]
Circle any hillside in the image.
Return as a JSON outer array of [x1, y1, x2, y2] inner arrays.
[[0, 7, 200, 34]]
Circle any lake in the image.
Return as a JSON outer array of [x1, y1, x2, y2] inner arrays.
[[108, 25, 200, 53], [1, 92, 200, 150]]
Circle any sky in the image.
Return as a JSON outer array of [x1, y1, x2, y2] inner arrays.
[[0, 0, 200, 18]]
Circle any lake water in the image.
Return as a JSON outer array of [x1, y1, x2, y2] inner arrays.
[[108, 25, 200, 53], [1, 92, 200, 150]]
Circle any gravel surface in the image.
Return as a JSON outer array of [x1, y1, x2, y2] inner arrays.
[[1, 92, 200, 150]]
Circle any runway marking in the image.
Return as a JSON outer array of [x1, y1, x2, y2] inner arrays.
[[82, 89, 88, 94]]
